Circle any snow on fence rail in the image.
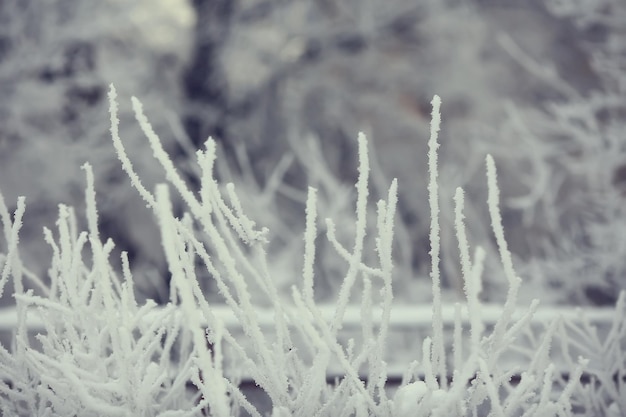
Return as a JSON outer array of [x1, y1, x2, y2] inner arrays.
[[0, 303, 616, 381], [0, 303, 616, 332]]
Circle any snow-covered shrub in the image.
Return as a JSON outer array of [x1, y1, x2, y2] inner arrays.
[[1, 85, 624, 415], [559, 292, 626, 415]]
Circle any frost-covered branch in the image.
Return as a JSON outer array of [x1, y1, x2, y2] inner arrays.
[[0, 86, 623, 416]]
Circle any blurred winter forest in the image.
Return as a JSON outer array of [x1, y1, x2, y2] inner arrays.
[[0, 0, 624, 307]]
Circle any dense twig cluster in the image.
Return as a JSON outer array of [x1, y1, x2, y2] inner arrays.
[[0, 86, 623, 416]]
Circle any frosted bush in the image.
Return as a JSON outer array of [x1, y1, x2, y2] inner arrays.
[[0, 85, 624, 415]]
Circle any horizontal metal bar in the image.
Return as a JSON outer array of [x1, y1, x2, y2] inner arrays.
[[0, 303, 617, 386], [0, 303, 615, 331]]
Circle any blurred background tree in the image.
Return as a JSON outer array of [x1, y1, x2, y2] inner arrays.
[[1, 0, 624, 307]]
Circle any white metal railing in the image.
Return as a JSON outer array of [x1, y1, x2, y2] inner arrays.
[[0, 303, 616, 381], [0, 303, 616, 331]]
